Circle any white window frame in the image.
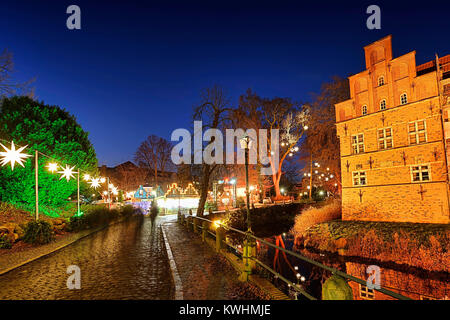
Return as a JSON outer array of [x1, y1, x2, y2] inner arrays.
[[408, 120, 427, 145], [359, 284, 375, 300], [362, 105, 368, 115], [380, 99, 387, 110], [410, 164, 431, 183], [378, 75, 385, 86], [400, 93, 408, 105], [378, 127, 394, 150], [351, 133, 365, 154], [352, 171, 367, 186]]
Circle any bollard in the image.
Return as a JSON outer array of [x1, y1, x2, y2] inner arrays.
[[215, 226, 225, 252], [202, 221, 208, 242], [177, 210, 181, 222], [193, 216, 198, 233], [240, 237, 256, 282]]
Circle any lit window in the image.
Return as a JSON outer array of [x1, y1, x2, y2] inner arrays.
[[359, 284, 375, 299], [378, 127, 393, 150], [378, 76, 385, 86], [353, 171, 367, 186], [408, 120, 427, 145], [400, 93, 408, 105], [411, 165, 431, 182], [380, 99, 386, 110], [362, 105, 368, 115], [351, 134, 365, 154]]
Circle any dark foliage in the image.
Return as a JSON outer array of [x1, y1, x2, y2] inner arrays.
[[0, 234, 12, 249], [23, 220, 55, 244]]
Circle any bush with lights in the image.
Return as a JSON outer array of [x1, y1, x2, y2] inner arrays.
[[0, 96, 98, 217]]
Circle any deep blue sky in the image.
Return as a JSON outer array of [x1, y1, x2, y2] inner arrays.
[[1, 0, 450, 166]]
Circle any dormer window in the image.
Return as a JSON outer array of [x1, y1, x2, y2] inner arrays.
[[400, 93, 408, 105], [378, 76, 385, 86], [380, 99, 387, 110], [362, 105, 368, 115]]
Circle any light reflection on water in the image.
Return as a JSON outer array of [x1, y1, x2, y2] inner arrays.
[[256, 235, 449, 300]]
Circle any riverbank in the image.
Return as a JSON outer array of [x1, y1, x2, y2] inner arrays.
[[293, 220, 450, 273]]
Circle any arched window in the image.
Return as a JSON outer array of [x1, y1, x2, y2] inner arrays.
[[378, 76, 385, 86], [362, 105, 368, 115], [400, 93, 408, 105], [380, 99, 387, 110]]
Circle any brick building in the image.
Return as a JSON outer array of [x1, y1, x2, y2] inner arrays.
[[335, 35, 450, 223]]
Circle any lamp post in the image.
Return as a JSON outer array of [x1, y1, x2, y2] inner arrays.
[[239, 134, 252, 232], [35, 150, 39, 221], [77, 169, 80, 216]]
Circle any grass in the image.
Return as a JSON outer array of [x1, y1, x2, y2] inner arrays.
[[291, 200, 341, 236], [306, 220, 450, 246]]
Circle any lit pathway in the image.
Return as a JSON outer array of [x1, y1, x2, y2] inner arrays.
[[161, 219, 268, 300], [0, 216, 174, 300]]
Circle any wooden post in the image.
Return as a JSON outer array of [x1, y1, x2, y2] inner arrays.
[[193, 216, 198, 233], [180, 213, 184, 225], [216, 226, 225, 252], [202, 221, 208, 242]]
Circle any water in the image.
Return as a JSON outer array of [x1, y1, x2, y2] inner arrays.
[[256, 235, 449, 300]]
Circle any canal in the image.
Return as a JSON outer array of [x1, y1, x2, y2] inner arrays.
[[0, 217, 174, 300], [257, 235, 449, 300]]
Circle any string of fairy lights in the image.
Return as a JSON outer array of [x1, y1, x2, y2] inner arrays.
[[0, 139, 119, 220]]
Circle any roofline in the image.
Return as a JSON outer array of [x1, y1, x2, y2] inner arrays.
[[363, 34, 392, 50]]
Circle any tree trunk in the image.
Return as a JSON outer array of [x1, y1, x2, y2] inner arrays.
[[196, 164, 211, 217], [273, 173, 281, 198]]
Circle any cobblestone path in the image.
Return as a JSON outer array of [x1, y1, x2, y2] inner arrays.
[[0, 217, 174, 300], [162, 221, 258, 300]]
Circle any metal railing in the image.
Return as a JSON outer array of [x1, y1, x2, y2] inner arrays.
[[180, 213, 412, 300]]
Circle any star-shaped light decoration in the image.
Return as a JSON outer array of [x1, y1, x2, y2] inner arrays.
[[90, 177, 101, 189], [47, 162, 59, 173], [58, 165, 76, 181], [83, 174, 91, 181], [0, 141, 31, 170]]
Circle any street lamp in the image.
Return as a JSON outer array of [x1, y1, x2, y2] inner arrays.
[[239, 134, 253, 232]]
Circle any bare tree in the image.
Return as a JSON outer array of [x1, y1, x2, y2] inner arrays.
[[115, 163, 147, 191], [193, 85, 233, 216], [0, 49, 34, 97], [302, 76, 350, 196], [237, 91, 309, 198], [134, 135, 172, 186]]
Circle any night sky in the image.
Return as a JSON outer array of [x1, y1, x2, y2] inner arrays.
[[1, 0, 450, 166]]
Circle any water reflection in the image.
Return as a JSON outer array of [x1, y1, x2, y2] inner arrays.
[[256, 235, 449, 300]]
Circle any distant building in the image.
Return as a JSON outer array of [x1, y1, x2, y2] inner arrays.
[[98, 161, 176, 192], [335, 35, 450, 223]]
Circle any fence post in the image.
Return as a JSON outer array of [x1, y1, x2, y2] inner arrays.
[[202, 221, 208, 242], [188, 216, 193, 231], [180, 213, 185, 225], [240, 237, 256, 282], [216, 226, 225, 252], [193, 216, 198, 233]]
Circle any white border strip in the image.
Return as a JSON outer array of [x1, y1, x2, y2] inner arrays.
[[161, 224, 184, 300]]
